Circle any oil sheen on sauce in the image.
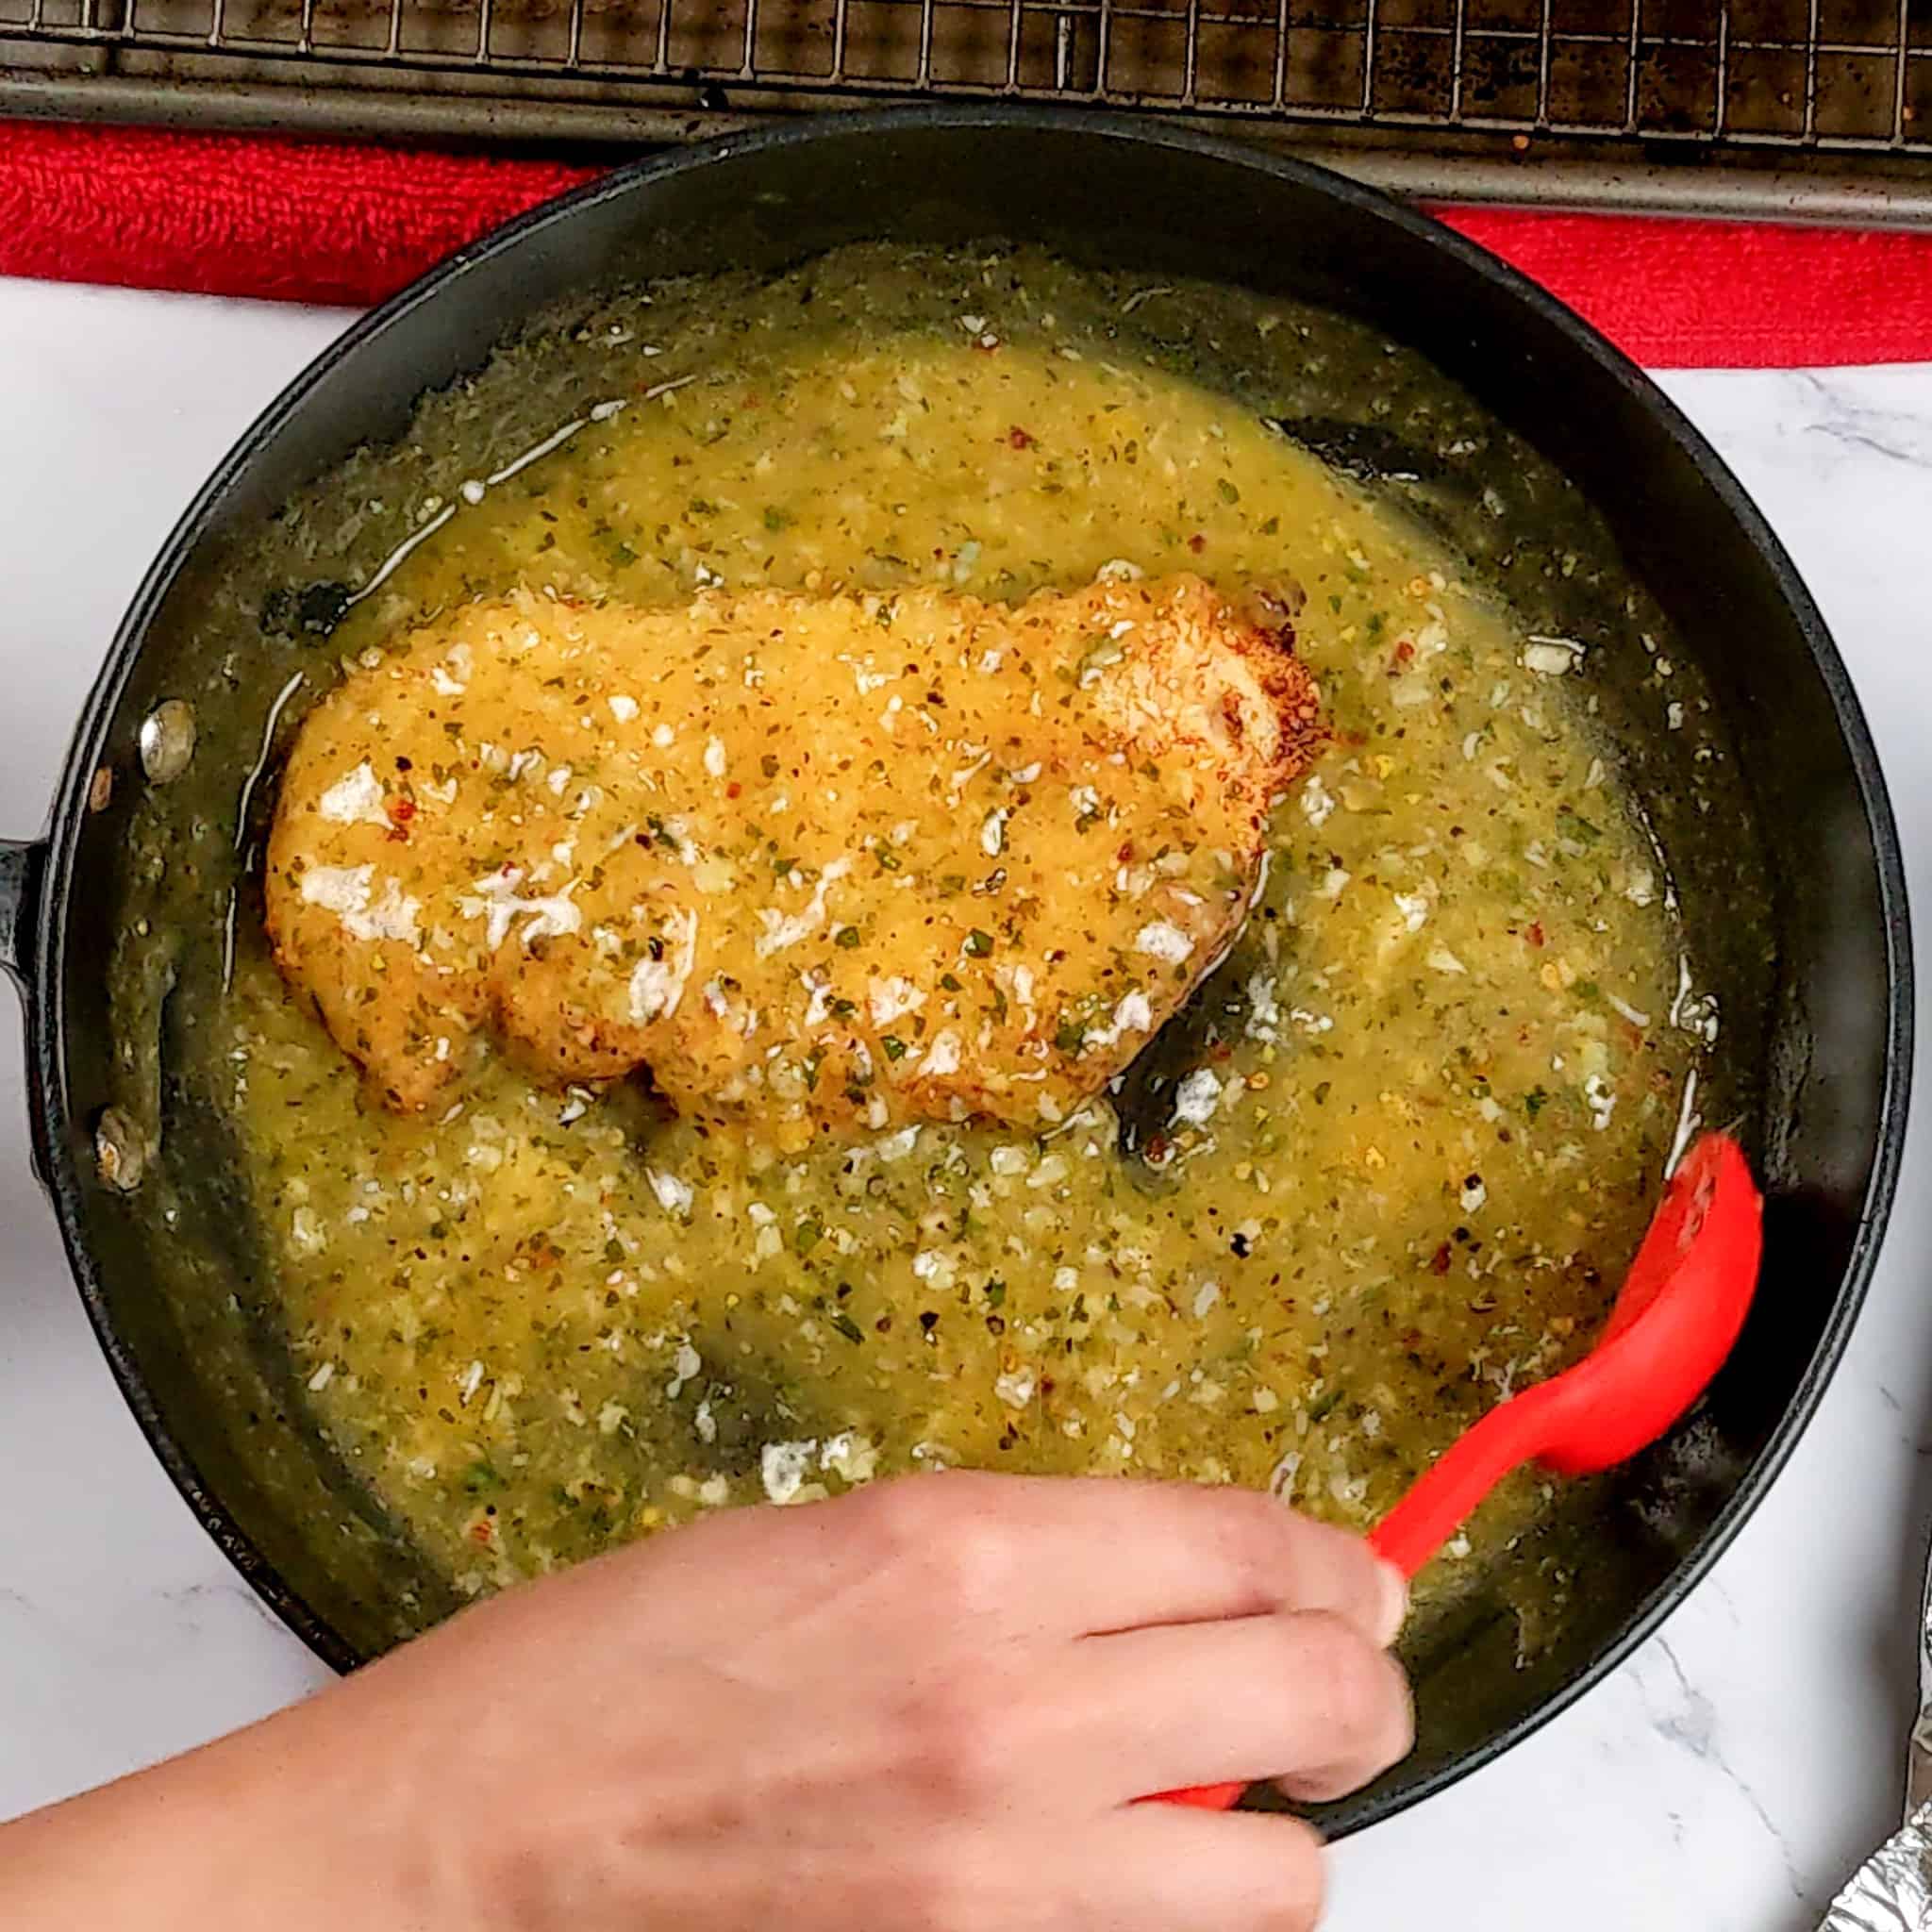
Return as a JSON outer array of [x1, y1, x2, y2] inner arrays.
[[216, 247, 1704, 1620]]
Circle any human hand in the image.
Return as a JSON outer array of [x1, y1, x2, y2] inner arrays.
[[3, 1474, 1410, 1932]]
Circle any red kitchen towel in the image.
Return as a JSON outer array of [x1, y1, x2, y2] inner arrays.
[[4, 117, 1932, 366]]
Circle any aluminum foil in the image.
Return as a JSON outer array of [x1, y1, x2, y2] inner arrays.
[[1818, 1533, 1932, 1930], [1820, 1805, 1932, 1931]]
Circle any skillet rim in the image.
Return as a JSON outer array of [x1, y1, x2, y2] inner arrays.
[[23, 102, 1914, 1830]]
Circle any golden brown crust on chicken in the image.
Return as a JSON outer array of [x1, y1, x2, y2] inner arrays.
[[264, 574, 1321, 1146]]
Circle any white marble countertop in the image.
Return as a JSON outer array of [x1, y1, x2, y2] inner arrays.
[[3, 275, 1931, 1931]]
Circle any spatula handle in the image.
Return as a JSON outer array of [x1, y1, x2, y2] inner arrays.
[[1140, 1520, 1407, 1813], [1145, 1394, 1557, 1810], [1141, 1515, 1414, 1814]]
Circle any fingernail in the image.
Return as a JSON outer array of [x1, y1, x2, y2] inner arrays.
[[1374, 1559, 1408, 1646]]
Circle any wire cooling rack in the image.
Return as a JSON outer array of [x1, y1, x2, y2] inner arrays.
[[8, 0, 1932, 220]]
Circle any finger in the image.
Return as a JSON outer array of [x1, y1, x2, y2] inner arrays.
[[1019, 1609, 1412, 1803], [1028, 1807, 1330, 1932], [809, 1473, 1407, 1641]]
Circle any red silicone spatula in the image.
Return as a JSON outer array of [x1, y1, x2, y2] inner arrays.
[[1153, 1130, 1763, 1811]]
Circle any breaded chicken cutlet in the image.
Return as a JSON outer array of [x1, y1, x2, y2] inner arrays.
[[264, 573, 1322, 1147]]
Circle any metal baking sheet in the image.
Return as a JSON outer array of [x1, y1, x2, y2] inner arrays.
[[7, 0, 1932, 225]]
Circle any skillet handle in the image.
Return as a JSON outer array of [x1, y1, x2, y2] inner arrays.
[[0, 840, 50, 1192], [0, 839, 44, 993]]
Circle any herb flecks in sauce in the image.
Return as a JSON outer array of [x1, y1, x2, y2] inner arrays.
[[213, 250, 1697, 1619]]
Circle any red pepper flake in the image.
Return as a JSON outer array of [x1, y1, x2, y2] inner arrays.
[[1430, 1242, 1453, 1275], [1394, 641, 1415, 662], [1007, 425, 1035, 450], [1525, 922, 1546, 947], [1188, 533, 1207, 555], [470, 1519, 494, 1546], [389, 796, 416, 824], [1117, 841, 1136, 863], [726, 781, 742, 800]]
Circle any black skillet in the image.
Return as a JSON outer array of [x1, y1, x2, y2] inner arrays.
[[0, 108, 1909, 1834]]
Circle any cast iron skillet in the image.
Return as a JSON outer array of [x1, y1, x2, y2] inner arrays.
[[0, 108, 1910, 1834]]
